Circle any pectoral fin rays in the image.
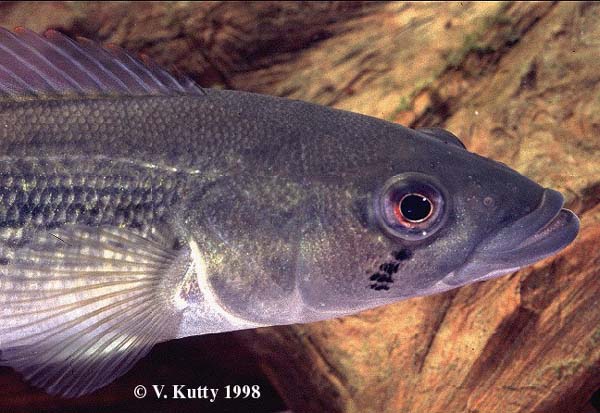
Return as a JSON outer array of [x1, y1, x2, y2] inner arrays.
[[0, 225, 189, 397]]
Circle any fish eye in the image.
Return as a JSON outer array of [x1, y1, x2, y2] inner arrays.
[[395, 193, 433, 224], [375, 173, 447, 241]]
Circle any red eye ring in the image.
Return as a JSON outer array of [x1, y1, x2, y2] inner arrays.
[[393, 193, 434, 227]]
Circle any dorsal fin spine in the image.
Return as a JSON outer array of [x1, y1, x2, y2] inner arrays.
[[106, 46, 155, 90], [110, 46, 164, 92], [0, 27, 203, 99], [0, 64, 30, 94], [75, 36, 139, 93], [12, 29, 82, 93], [4, 29, 73, 94], [44, 30, 108, 91]]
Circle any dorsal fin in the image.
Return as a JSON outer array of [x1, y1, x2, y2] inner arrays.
[[0, 27, 203, 99], [417, 127, 467, 150]]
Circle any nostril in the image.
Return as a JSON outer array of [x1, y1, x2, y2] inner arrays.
[[483, 196, 494, 207]]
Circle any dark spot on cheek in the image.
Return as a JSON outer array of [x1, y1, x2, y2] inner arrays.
[[370, 272, 393, 283], [393, 248, 412, 261], [369, 249, 412, 291], [369, 261, 401, 290], [372, 284, 389, 291], [0, 257, 8, 265], [369, 270, 394, 290]]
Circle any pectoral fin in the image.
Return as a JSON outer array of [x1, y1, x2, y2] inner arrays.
[[0, 225, 190, 397]]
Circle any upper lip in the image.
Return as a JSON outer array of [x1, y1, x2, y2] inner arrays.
[[447, 188, 580, 285]]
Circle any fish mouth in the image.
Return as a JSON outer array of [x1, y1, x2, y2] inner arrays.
[[445, 188, 580, 286]]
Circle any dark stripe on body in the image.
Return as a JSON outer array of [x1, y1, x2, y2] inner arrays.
[[0, 157, 189, 245]]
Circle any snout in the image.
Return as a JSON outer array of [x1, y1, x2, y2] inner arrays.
[[444, 188, 579, 286], [477, 189, 576, 255]]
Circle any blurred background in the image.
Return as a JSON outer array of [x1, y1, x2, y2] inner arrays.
[[1, 2, 599, 412]]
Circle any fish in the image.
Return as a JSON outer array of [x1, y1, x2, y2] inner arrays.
[[0, 27, 579, 397]]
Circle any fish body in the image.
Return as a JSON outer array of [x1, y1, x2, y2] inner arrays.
[[0, 28, 579, 397]]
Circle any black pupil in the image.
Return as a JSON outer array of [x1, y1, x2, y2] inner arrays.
[[400, 194, 431, 221]]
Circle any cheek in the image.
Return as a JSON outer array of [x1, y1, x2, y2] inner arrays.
[[453, 198, 499, 250], [420, 221, 480, 279], [295, 229, 393, 309]]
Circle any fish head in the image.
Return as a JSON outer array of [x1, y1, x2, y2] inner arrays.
[[296, 127, 579, 316]]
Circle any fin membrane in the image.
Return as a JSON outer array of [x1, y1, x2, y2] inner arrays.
[[0, 27, 203, 98], [417, 127, 467, 150], [0, 225, 189, 397]]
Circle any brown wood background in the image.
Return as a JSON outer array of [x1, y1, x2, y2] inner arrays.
[[1, 2, 599, 412]]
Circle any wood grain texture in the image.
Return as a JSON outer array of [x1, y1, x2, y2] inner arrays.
[[0, 2, 598, 412]]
